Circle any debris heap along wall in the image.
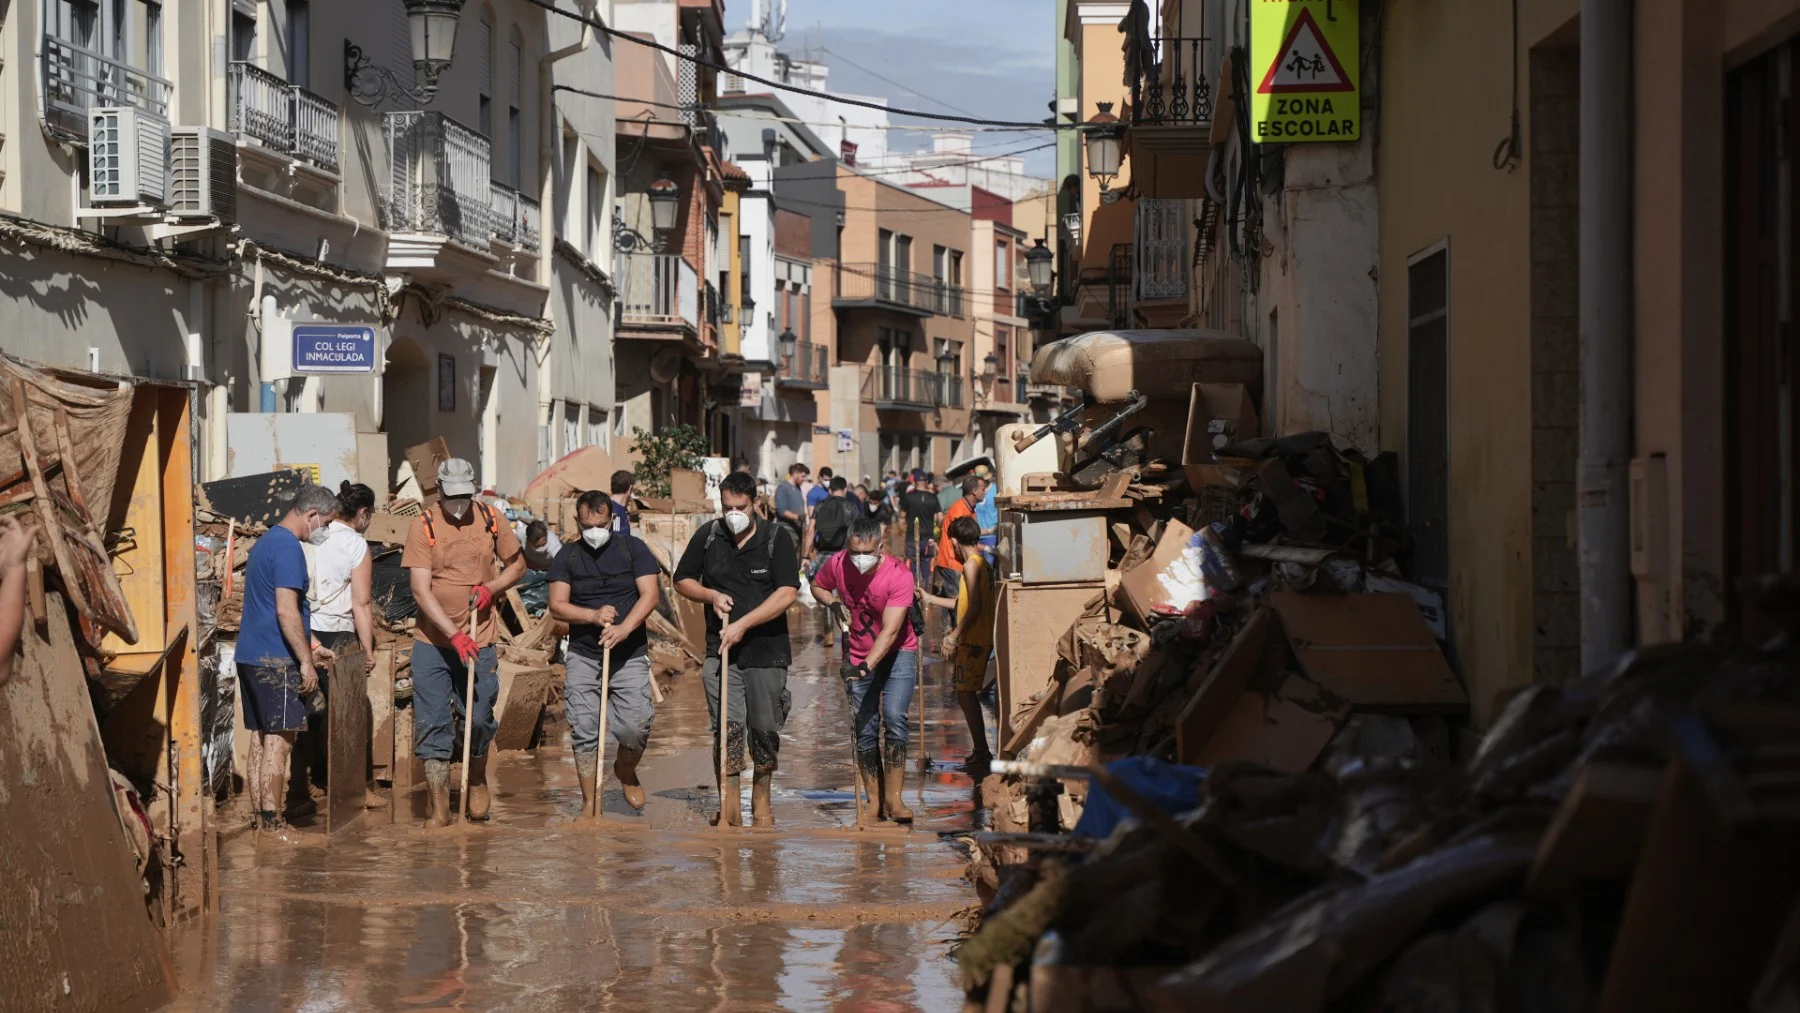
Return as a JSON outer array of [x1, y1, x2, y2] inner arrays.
[[0, 590, 176, 1012]]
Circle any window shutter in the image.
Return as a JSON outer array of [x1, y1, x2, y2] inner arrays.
[[389, 0, 412, 78], [509, 36, 522, 105]]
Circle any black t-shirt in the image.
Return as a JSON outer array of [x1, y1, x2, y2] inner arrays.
[[547, 535, 660, 661], [900, 489, 941, 541], [673, 517, 800, 667]]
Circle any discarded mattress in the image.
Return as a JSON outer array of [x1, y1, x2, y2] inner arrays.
[[1028, 329, 1263, 404]]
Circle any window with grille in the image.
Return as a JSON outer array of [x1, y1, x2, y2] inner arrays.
[[1134, 198, 1192, 301]]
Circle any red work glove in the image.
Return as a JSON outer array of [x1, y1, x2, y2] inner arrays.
[[470, 584, 494, 610], [450, 632, 480, 663]]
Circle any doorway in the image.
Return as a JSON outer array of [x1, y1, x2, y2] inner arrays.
[[381, 337, 431, 489]]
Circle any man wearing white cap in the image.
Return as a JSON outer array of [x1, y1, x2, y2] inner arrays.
[[401, 457, 526, 825]]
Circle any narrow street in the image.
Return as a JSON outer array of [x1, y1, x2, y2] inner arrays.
[[168, 614, 980, 1011]]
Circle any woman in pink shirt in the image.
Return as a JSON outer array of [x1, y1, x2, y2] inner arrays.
[[810, 516, 921, 824]]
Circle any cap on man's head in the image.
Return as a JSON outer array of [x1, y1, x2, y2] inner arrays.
[[437, 458, 478, 497]]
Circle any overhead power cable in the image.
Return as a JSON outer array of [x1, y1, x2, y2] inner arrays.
[[525, 0, 1073, 130]]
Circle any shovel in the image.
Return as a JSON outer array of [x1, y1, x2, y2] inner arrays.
[[593, 622, 612, 821], [459, 606, 477, 820], [717, 634, 732, 832]]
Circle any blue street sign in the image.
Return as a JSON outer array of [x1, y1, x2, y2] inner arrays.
[[293, 324, 377, 373]]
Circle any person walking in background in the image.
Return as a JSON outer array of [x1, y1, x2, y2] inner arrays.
[[775, 463, 808, 561], [810, 517, 919, 824], [402, 459, 526, 827], [237, 485, 340, 839], [919, 515, 996, 771], [932, 475, 987, 633], [521, 520, 559, 572], [972, 465, 1000, 561], [609, 471, 635, 538], [805, 476, 859, 648], [673, 472, 800, 827], [548, 491, 661, 815], [900, 475, 941, 588], [807, 466, 834, 515]]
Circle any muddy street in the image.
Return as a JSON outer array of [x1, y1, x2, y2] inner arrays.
[[166, 617, 984, 1012]]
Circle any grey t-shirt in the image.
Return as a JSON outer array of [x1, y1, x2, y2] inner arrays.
[[774, 481, 806, 530]]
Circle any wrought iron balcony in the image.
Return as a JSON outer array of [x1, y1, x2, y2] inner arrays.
[[488, 181, 542, 254], [775, 341, 829, 389], [384, 111, 491, 249], [229, 62, 341, 173], [1131, 36, 1216, 127], [40, 36, 171, 142], [615, 253, 699, 332], [862, 366, 939, 411], [834, 263, 957, 317]]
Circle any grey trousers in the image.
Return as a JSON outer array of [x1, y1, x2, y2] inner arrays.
[[701, 657, 791, 773], [564, 645, 654, 755]]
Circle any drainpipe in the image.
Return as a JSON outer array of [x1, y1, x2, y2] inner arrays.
[[1577, 0, 1634, 668], [536, 0, 598, 464]]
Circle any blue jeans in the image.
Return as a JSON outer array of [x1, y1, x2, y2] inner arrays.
[[410, 641, 499, 761], [842, 649, 918, 763]]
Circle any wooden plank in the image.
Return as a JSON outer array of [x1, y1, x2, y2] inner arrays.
[[1267, 592, 1467, 711], [492, 662, 552, 751], [390, 702, 426, 822], [326, 649, 371, 835], [156, 389, 205, 921], [367, 647, 395, 784]]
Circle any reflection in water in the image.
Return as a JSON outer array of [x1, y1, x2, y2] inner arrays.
[[166, 610, 983, 1011]]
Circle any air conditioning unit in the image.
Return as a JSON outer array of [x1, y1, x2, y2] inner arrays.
[[89, 107, 170, 208], [169, 127, 239, 223]]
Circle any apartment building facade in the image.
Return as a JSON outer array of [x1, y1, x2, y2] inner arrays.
[[2, 0, 622, 496]]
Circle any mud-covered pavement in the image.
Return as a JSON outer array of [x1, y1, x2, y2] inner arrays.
[[166, 614, 984, 1011]]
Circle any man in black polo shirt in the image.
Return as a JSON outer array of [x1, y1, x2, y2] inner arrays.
[[673, 471, 800, 827], [548, 491, 662, 815], [900, 475, 942, 587]]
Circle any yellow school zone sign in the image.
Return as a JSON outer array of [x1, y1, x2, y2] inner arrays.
[[1251, 0, 1360, 142]]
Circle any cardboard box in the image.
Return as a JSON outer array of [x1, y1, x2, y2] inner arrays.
[[1268, 592, 1467, 711], [1182, 383, 1261, 463], [1117, 519, 1198, 625], [669, 467, 707, 503]]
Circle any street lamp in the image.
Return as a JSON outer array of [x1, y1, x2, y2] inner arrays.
[[345, 0, 467, 108], [1084, 102, 1125, 203], [980, 351, 999, 397], [648, 175, 682, 233], [1025, 239, 1054, 295], [778, 325, 798, 364]]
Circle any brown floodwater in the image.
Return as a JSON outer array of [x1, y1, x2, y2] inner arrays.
[[164, 613, 985, 1012]]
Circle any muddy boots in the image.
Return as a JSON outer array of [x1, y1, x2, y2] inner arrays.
[[425, 759, 453, 828], [711, 773, 743, 826], [615, 747, 647, 810], [574, 751, 599, 817], [853, 748, 882, 828], [880, 745, 915, 824], [751, 766, 775, 828], [466, 752, 491, 821]]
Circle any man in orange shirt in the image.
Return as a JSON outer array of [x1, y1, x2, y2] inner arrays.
[[931, 474, 986, 637], [402, 458, 526, 826]]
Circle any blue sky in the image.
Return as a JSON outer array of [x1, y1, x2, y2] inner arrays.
[[724, 0, 1060, 178]]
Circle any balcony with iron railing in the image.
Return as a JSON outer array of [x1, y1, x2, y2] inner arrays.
[[384, 111, 491, 249], [229, 61, 341, 173], [834, 264, 958, 317], [1131, 37, 1217, 128], [862, 366, 938, 412], [40, 35, 171, 142], [775, 341, 829, 389], [488, 181, 542, 255], [615, 253, 699, 334]]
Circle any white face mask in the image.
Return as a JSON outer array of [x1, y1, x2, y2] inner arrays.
[[442, 499, 471, 521], [581, 526, 611, 550], [306, 518, 332, 546], [850, 553, 879, 574], [723, 509, 751, 535]]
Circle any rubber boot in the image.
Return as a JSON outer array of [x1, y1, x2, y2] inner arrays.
[[711, 773, 743, 826], [614, 746, 647, 810], [574, 750, 598, 818], [880, 744, 915, 824], [425, 759, 453, 828], [853, 748, 882, 829], [466, 752, 491, 821], [751, 766, 774, 828]]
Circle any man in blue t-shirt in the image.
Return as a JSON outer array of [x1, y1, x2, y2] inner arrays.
[[237, 484, 341, 839], [548, 490, 662, 815], [806, 466, 833, 513]]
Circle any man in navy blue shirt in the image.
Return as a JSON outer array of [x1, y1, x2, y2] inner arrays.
[[608, 469, 635, 538], [237, 484, 341, 838], [806, 466, 833, 513], [548, 490, 662, 815]]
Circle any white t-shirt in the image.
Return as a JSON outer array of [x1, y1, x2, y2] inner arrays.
[[305, 520, 369, 633]]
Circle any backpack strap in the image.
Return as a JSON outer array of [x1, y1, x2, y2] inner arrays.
[[421, 501, 500, 550]]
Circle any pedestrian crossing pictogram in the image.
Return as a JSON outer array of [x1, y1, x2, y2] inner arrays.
[[1257, 9, 1354, 94]]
